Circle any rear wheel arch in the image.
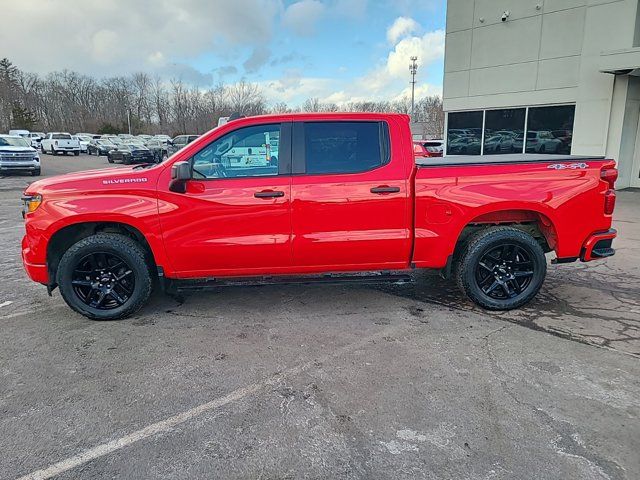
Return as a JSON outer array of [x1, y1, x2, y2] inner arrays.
[[47, 221, 157, 287], [452, 209, 558, 260]]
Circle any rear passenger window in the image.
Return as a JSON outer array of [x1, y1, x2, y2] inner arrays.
[[304, 122, 389, 174]]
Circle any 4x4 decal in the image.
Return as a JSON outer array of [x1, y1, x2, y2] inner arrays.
[[547, 163, 588, 170]]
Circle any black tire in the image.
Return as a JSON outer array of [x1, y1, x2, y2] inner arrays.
[[51, 146, 57, 156], [455, 227, 546, 310], [31, 168, 41, 176], [107, 155, 114, 163], [56, 233, 153, 320], [74, 151, 80, 156]]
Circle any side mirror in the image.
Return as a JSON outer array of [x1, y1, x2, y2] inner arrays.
[[169, 161, 191, 193]]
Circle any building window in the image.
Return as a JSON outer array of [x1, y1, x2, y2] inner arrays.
[[526, 105, 575, 154], [483, 108, 525, 155], [447, 111, 483, 155]]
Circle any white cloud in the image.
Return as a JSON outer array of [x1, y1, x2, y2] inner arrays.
[[357, 28, 445, 96], [0, 0, 282, 78], [282, 0, 326, 36], [386, 16, 420, 44]]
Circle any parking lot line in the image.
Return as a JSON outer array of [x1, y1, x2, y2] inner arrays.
[[16, 322, 401, 480]]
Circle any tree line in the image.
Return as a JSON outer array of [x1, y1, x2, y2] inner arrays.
[[0, 58, 444, 137]]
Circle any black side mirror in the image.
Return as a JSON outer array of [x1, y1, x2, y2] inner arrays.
[[169, 161, 191, 193]]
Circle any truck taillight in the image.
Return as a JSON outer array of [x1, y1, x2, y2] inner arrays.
[[601, 166, 618, 189], [601, 166, 617, 215], [604, 190, 616, 215]]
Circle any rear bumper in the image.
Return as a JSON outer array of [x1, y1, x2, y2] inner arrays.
[[580, 229, 617, 262], [22, 235, 48, 284]]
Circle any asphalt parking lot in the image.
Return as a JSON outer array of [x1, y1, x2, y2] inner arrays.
[[1, 154, 639, 479]]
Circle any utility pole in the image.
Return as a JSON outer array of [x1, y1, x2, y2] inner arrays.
[[127, 109, 131, 135], [409, 56, 418, 120]]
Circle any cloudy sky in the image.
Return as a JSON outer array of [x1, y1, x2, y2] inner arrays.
[[1, 0, 446, 106]]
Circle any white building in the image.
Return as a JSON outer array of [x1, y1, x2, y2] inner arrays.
[[443, 0, 640, 189]]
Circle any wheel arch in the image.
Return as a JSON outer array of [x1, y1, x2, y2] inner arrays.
[[47, 221, 158, 288], [453, 208, 558, 259]]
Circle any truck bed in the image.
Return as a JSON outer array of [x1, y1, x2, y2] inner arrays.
[[416, 153, 604, 167], [411, 155, 615, 269]]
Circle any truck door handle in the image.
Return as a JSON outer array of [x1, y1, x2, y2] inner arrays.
[[254, 190, 285, 198], [370, 186, 400, 194]]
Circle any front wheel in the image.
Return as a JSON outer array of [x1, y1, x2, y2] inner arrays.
[[57, 233, 153, 320], [455, 227, 546, 310]]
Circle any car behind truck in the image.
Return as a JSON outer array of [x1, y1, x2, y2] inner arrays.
[[21, 113, 617, 320]]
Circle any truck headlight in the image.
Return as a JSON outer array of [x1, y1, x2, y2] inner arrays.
[[22, 194, 42, 214]]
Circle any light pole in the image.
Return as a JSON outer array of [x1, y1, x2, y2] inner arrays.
[[409, 56, 418, 120]]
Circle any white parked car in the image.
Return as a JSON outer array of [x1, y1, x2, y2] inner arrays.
[[0, 134, 40, 176], [41, 132, 81, 156], [74, 135, 91, 153]]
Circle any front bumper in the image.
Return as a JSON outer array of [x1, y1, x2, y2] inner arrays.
[[580, 229, 617, 262], [22, 235, 48, 283], [0, 162, 38, 171]]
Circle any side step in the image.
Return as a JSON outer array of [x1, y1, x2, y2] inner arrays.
[[170, 272, 413, 292]]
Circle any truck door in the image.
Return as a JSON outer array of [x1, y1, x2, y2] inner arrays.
[[157, 122, 293, 277], [290, 120, 412, 271]]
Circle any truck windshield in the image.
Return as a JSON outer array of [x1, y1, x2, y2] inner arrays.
[[0, 136, 29, 147]]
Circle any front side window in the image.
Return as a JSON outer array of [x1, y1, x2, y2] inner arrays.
[[303, 121, 388, 174], [192, 124, 281, 179]]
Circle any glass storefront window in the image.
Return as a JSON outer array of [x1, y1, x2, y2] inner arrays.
[[447, 111, 483, 155], [526, 105, 575, 154], [483, 108, 525, 155]]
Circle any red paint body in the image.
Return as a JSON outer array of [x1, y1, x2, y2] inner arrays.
[[22, 113, 616, 285]]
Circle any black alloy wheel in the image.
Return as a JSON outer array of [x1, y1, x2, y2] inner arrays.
[[456, 227, 546, 310], [57, 234, 153, 320], [475, 244, 533, 300], [71, 252, 134, 309]]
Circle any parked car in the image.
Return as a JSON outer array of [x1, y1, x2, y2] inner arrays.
[[145, 139, 167, 162], [447, 136, 481, 155], [513, 131, 562, 154], [9, 129, 30, 139], [483, 134, 515, 154], [168, 134, 199, 156], [72, 135, 90, 153], [41, 132, 81, 156], [0, 134, 40, 176], [99, 135, 123, 145], [87, 139, 115, 156], [413, 140, 443, 158], [21, 113, 618, 320], [107, 144, 154, 164]]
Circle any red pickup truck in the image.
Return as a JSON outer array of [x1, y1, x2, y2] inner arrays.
[[21, 113, 618, 320]]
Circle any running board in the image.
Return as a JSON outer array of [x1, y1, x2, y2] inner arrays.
[[169, 272, 413, 292]]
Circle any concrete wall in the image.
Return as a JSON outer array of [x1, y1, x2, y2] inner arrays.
[[444, 0, 640, 168]]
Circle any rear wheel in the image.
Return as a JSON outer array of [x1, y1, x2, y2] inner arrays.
[[57, 234, 152, 320], [31, 168, 41, 176], [74, 151, 80, 156], [455, 227, 546, 310]]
